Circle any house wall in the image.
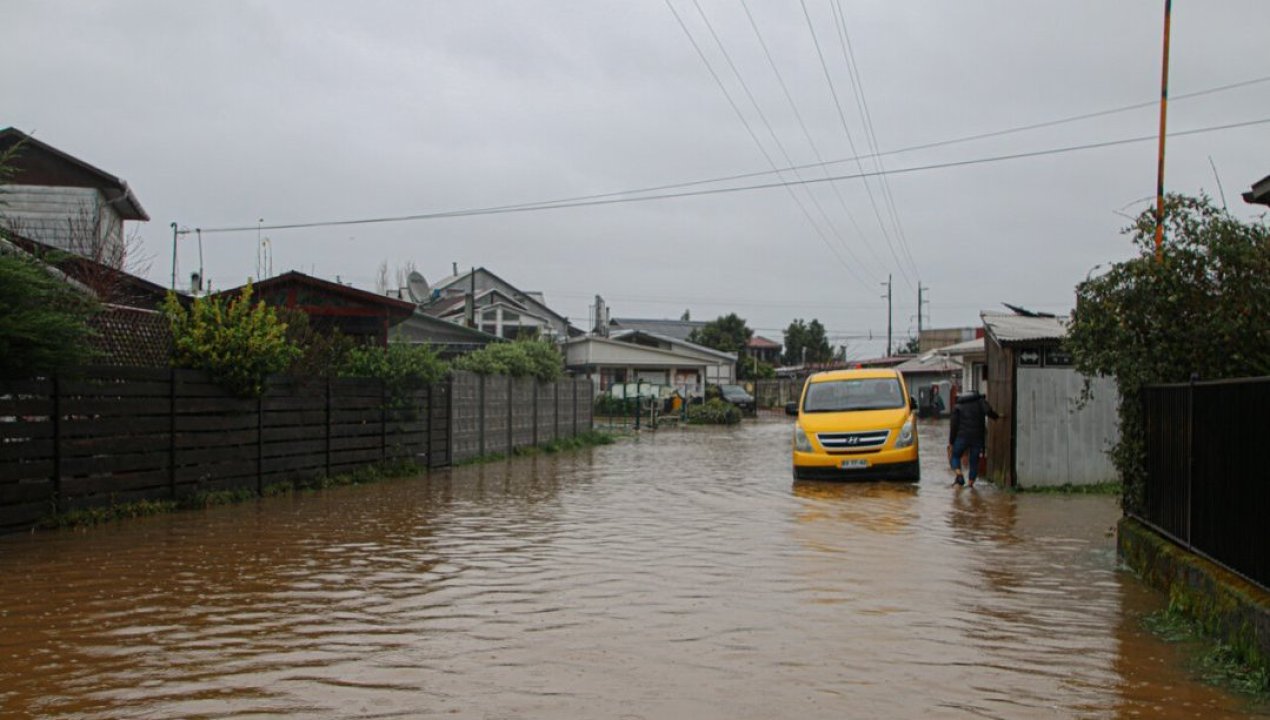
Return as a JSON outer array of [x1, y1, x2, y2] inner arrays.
[[2, 185, 123, 261], [1015, 369, 1119, 487]]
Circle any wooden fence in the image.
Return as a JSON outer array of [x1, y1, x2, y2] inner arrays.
[[1, 368, 595, 534], [0, 366, 450, 533]]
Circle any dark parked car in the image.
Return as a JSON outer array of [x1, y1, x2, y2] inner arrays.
[[716, 384, 756, 414]]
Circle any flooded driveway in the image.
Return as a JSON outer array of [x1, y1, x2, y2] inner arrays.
[[0, 419, 1264, 718]]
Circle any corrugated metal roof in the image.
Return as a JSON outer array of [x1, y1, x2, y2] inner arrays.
[[939, 337, 987, 355], [893, 354, 963, 374], [981, 312, 1068, 344]]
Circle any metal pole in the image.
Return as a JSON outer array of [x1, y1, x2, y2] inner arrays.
[[884, 275, 892, 355], [170, 222, 179, 290], [1154, 0, 1172, 261]]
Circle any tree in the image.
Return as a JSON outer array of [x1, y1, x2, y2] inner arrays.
[[163, 283, 301, 397], [782, 318, 832, 364], [0, 250, 99, 377], [897, 336, 920, 355], [0, 138, 100, 377], [689, 313, 752, 353], [1067, 194, 1269, 508]]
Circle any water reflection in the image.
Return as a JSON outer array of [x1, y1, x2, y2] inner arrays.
[[0, 421, 1264, 718]]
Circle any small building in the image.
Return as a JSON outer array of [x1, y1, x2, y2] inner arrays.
[[939, 336, 988, 394], [0, 128, 148, 264], [220, 271, 416, 347], [982, 309, 1119, 488], [894, 353, 961, 416], [745, 335, 782, 366], [564, 329, 736, 397]]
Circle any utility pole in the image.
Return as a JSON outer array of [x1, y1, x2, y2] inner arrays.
[[1153, 0, 1173, 261], [881, 274, 892, 356], [169, 222, 191, 290], [917, 284, 929, 340]]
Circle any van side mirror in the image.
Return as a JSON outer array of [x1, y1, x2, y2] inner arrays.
[[784, 401, 799, 416], [909, 397, 918, 410]]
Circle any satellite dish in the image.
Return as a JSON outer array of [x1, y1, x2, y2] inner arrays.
[[406, 271, 429, 304]]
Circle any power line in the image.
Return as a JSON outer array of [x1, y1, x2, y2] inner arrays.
[[737, 0, 892, 280], [674, 0, 880, 289], [798, 0, 911, 287], [193, 116, 1270, 234], [831, 0, 922, 286]]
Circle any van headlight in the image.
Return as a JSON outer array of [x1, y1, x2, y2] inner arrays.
[[894, 417, 916, 448], [794, 425, 813, 452]]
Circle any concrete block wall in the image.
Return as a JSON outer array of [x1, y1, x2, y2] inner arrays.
[[449, 372, 594, 464]]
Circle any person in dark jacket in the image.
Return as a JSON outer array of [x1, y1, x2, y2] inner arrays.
[[948, 392, 999, 488]]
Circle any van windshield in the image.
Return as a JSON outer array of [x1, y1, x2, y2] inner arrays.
[[803, 378, 905, 412]]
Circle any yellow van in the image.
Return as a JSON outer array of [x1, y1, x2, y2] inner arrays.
[[785, 368, 920, 481]]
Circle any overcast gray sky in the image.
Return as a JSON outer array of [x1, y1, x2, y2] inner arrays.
[[5, 1, 1268, 358]]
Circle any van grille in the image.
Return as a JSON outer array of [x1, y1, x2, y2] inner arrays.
[[817, 429, 890, 453]]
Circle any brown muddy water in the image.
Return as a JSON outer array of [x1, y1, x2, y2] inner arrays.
[[0, 419, 1265, 719]]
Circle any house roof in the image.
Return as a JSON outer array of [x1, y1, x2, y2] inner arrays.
[[0, 128, 148, 221], [1243, 174, 1270, 206], [219, 271, 417, 318], [564, 335, 718, 369], [607, 329, 737, 362], [5, 231, 177, 309], [430, 266, 568, 324], [938, 337, 987, 356], [748, 335, 781, 349], [893, 354, 963, 375], [610, 317, 705, 341], [982, 311, 1068, 345]]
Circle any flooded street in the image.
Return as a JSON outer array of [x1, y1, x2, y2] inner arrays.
[[0, 418, 1264, 719]]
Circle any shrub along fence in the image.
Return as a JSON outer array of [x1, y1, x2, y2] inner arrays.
[[1138, 376, 1268, 590], [0, 367, 594, 533]]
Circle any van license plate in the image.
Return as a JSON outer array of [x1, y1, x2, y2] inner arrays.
[[840, 459, 870, 469]]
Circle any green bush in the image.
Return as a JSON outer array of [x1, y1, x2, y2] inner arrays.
[[340, 341, 448, 409], [0, 250, 100, 377], [686, 398, 741, 425], [452, 338, 563, 381], [163, 283, 300, 397], [1067, 194, 1270, 509]]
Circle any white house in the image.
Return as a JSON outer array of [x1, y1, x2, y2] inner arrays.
[[0, 128, 148, 266], [421, 266, 575, 341], [564, 330, 737, 398]]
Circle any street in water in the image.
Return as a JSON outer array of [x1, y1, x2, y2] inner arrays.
[[0, 418, 1264, 719]]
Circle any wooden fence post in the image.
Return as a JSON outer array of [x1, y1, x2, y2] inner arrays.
[[168, 368, 176, 499], [381, 378, 388, 465], [507, 374, 514, 453], [325, 376, 332, 477], [51, 375, 63, 514], [257, 392, 264, 496]]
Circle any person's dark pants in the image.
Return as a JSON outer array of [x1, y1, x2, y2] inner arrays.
[[950, 437, 983, 481]]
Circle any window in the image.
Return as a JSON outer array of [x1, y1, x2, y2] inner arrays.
[[804, 378, 905, 412]]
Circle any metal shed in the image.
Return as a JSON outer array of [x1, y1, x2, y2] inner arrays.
[[982, 311, 1120, 488]]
